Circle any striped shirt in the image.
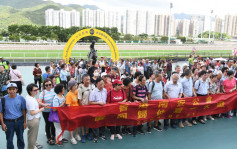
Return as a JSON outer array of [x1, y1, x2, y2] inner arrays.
[[133, 84, 148, 99], [39, 89, 55, 112]]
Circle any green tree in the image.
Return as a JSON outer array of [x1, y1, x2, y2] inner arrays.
[[41, 36, 47, 41], [9, 34, 20, 42], [177, 36, 186, 43], [161, 36, 168, 42], [0, 35, 3, 41], [50, 31, 58, 40], [123, 34, 133, 40], [30, 36, 37, 41]]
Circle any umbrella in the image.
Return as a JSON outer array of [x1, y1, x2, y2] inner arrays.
[[213, 58, 227, 61]]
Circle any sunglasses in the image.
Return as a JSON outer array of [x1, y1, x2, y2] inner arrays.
[[33, 89, 39, 92], [45, 84, 52, 87]]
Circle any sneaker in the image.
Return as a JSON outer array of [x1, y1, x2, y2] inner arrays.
[[56, 141, 63, 146], [110, 134, 115, 140], [126, 128, 132, 135], [62, 138, 69, 143], [184, 121, 192, 127], [36, 144, 43, 149], [199, 119, 206, 124], [115, 134, 123, 140], [179, 122, 184, 128], [203, 117, 207, 121], [81, 135, 86, 143], [86, 133, 92, 140], [171, 125, 177, 129], [153, 125, 162, 131], [93, 138, 98, 143], [70, 138, 77, 144], [122, 128, 127, 135], [192, 120, 197, 125], [207, 116, 215, 121], [164, 125, 169, 131], [147, 127, 151, 134], [75, 135, 81, 141], [137, 129, 145, 135], [99, 135, 107, 140], [227, 115, 232, 119]]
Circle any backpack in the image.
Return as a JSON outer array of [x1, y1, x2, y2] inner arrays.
[[80, 84, 94, 99], [151, 80, 165, 93], [0, 97, 5, 125]]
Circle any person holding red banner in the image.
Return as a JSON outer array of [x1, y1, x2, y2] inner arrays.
[[132, 75, 148, 136], [66, 80, 81, 144], [194, 71, 209, 124], [222, 70, 236, 119], [164, 73, 183, 130], [180, 69, 195, 128], [52, 84, 68, 146], [89, 78, 107, 143], [121, 78, 133, 135], [77, 74, 94, 143], [38, 78, 56, 145], [107, 79, 127, 140], [147, 71, 164, 132]]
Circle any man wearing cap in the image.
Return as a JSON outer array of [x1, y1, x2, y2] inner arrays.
[[89, 78, 107, 143], [0, 57, 10, 71], [0, 83, 27, 149]]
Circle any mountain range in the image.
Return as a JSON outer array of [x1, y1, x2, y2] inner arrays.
[[0, 0, 192, 30], [0, 0, 98, 29]]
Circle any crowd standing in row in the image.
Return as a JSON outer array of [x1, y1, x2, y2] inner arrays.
[[1, 54, 237, 149]]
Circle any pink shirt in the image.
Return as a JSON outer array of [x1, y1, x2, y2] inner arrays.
[[223, 78, 236, 93], [10, 70, 21, 81]]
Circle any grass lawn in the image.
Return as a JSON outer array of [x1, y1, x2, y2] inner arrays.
[[0, 49, 233, 59]]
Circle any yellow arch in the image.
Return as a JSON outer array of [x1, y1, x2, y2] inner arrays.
[[63, 28, 119, 64]]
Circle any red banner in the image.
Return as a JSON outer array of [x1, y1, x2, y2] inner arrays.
[[56, 91, 237, 132]]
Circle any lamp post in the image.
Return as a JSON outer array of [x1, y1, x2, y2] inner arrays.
[[168, 3, 173, 45], [208, 10, 213, 44]]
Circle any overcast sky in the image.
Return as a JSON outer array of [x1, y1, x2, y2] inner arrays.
[[51, 0, 236, 17]]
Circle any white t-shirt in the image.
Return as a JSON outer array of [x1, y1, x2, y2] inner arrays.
[[25, 95, 41, 120], [137, 66, 144, 74]]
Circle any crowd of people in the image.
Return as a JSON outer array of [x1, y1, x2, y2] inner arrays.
[[1, 54, 237, 149]]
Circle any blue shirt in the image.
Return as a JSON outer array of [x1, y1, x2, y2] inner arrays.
[[60, 70, 70, 81], [148, 81, 163, 100], [0, 95, 26, 119], [125, 63, 131, 75], [194, 78, 209, 95], [42, 73, 50, 81], [143, 62, 151, 71], [181, 77, 193, 97]]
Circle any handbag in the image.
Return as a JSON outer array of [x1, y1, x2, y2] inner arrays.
[[48, 109, 60, 123], [48, 98, 60, 123]]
